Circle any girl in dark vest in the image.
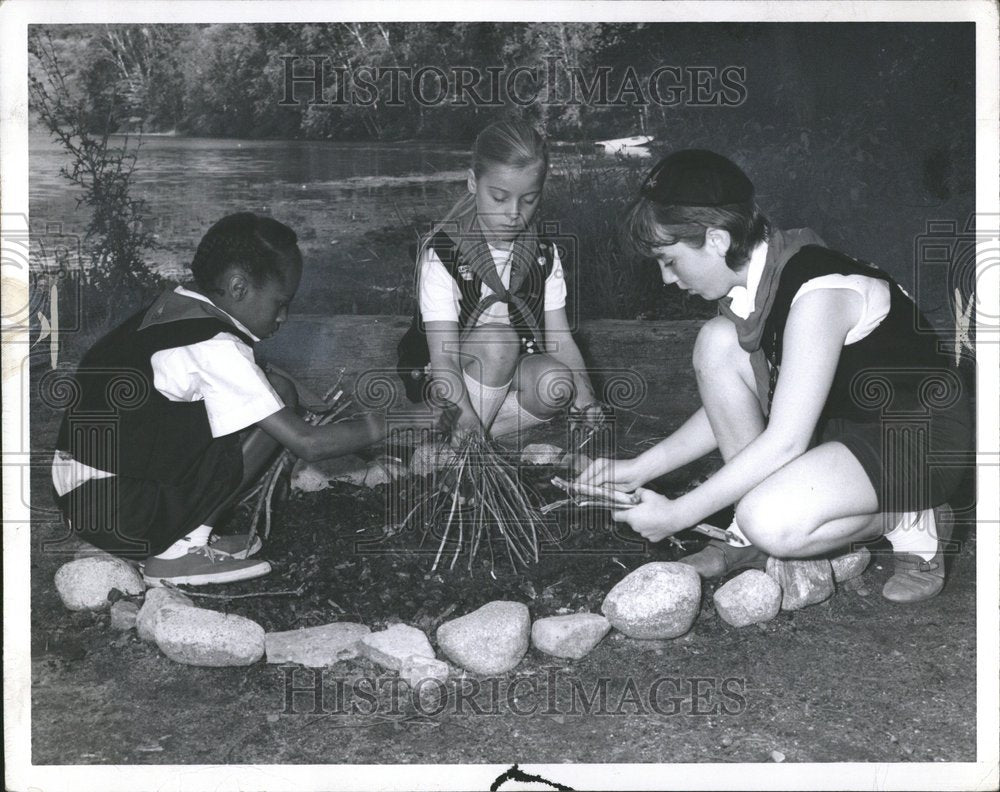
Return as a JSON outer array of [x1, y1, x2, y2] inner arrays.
[[53, 214, 394, 586], [397, 119, 602, 441], [577, 150, 972, 603]]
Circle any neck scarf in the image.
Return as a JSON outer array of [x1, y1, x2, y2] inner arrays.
[[717, 227, 826, 411], [427, 195, 543, 341]]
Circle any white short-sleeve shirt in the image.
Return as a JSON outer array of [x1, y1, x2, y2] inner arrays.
[[52, 287, 285, 496], [727, 242, 891, 345], [419, 241, 567, 325]]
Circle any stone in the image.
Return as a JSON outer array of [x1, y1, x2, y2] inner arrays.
[[265, 622, 371, 667], [290, 456, 403, 492], [359, 624, 435, 671], [72, 542, 116, 561], [154, 607, 265, 666], [831, 546, 872, 583], [136, 587, 197, 642], [436, 601, 531, 675], [713, 570, 782, 627], [109, 600, 140, 631], [399, 656, 451, 689], [601, 562, 701, 639], [408, 441, 458, 477], [530, 613, 611, 659], [520, 443, 565, 465], [54, 556, 145, 612], [765, 557, 835, 611]]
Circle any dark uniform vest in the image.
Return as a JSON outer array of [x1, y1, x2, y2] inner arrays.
[[760, 245, 960, 421], [396, 230, 555, 402], [55, 291, 254, 486]]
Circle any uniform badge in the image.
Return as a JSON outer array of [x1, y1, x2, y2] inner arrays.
[[457, 264, 473, 280]]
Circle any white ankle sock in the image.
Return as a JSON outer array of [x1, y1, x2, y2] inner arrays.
[[489, 392, 551, 438], [883, 509, 938, 561], [152, 524, 213, 560], [724, 517, 751, 547], [464, 376, 512, 429]]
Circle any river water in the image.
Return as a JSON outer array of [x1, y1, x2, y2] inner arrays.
[[29, 135, 474, 279], [29, 134, 640, 314]]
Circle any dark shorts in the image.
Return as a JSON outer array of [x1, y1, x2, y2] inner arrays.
[[817, 398, 974, 512], [57, 439, 243, 559]]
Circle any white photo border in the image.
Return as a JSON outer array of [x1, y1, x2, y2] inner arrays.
[[3, 2, 997, 791]]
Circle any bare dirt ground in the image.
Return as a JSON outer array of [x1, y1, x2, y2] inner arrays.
[[29, 400, 978, 767]]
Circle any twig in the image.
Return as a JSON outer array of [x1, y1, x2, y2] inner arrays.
[[551, 476, 640, 506], [160, 581, 307, 600]]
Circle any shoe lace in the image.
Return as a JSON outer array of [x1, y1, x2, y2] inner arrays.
[[191, 543, 226, 562]]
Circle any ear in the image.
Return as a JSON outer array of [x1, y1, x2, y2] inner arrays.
[[706, 228, 732, 256], [225, 268, 251, 302], [466, 168, 477, 195]]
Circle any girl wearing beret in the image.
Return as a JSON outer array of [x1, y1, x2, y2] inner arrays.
[[576, 150, 972, 603]]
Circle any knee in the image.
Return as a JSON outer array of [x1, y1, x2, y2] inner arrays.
[[463, 324, 521, 373], [693, 316, 741, 375], [520, 356, 574, 414], [267, 371, 299, 409], [736, 488, 809, 558]]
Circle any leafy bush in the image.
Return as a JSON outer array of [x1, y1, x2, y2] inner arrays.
[[29, 28, 162, 345]]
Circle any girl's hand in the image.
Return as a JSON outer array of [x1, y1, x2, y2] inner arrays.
[[570, 401, 608, 431], [449, 408, 484, 447], [610, 487, 689, 543], [574, 456, 646, 492]]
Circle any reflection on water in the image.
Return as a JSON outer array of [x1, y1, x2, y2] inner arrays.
[[29, 134, 633, 314], [29, 136, 474, 278]]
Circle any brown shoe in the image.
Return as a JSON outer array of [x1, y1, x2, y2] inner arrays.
[[677, 538, 769, 579], [881, 504, 955, 604]]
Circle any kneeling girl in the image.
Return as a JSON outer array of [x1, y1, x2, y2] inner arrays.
[[398, 119, 601, 441]]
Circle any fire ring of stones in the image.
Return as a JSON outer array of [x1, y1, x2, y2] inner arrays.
[[54, 539, 865, 680]]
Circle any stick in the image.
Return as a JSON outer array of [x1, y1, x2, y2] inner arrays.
[[160, 581, 306, 600], [551, 476, 640, 506]]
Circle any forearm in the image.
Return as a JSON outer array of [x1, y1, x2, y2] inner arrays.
[[631, 406, 718, 484], [544, 330, 596, 407], [428, 354, 478, 422], [304, 414, 387, 461], [672, 429, 805, 526], [260, 408, 387, 462]]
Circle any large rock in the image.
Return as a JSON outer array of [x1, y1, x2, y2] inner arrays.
[[266, 622, 370, 667], [713, 570, 782, 627], [290, 456, 403, 492], [359, 624, 435, 671], [531, 613, 611, 659], [154, 607, 265, 666], [109, 600, 140, 631], [766, 557, 835, 611], [136, 587, 197, 642], [72, 543, 116, 561], [601, 562, 701, 639], [54, 556, 145, 612], [400, 656, 451, 689], [437, 601, 531, 675], [520, 443, 564, 465], [831, 546, 871, 583]]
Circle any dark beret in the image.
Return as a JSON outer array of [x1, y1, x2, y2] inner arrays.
[[640, 149, 754, 206]]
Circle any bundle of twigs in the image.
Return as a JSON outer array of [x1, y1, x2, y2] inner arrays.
[[544, 476, 641, 513], [545, 475, 738, 548], [239, 369, 354, 550], [401, 434, 554, 573]]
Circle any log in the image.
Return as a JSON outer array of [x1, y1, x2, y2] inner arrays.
[[257, 315, 703, 420]]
